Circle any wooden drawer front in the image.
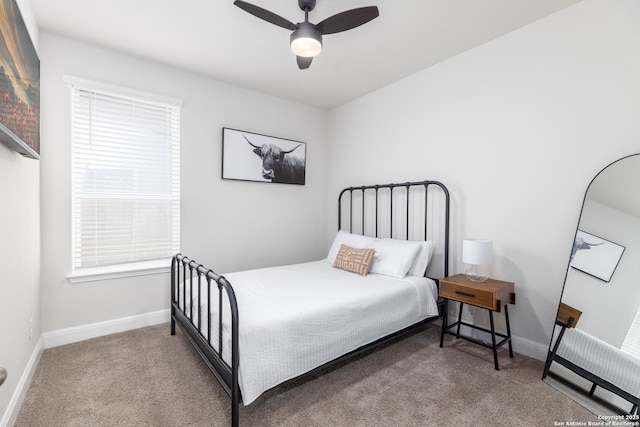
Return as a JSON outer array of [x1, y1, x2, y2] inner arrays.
[[440, 281, 495, 310]]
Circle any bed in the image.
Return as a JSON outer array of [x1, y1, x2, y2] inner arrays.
[[171, 180, 450, 426]]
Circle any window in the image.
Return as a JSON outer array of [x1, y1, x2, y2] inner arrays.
[[621, 306, 640, 359], [66, 76, 181, 281]]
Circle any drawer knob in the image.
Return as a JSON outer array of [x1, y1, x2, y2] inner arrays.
[[455, 290, 475, 298]]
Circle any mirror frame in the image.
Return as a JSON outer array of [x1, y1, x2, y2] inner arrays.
[[550, 152, 640, 327]]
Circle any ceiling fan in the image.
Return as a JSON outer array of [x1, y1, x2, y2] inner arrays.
[[233, 0, 379, 70]]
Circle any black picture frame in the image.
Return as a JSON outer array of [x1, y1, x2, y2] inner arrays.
[[222, 127, 306, 185], [570, 229, 625, 282], [0, 0, 40, 159]]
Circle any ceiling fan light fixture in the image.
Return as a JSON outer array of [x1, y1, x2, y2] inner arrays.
[[290, 24, 322, 57], [233, 0, 379, 68]]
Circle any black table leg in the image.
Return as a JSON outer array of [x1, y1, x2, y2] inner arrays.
[[504, 304, 513, 358], [489, 310, 499, 370], [440, 299, 448, 348], [456, 302, 464, 338]]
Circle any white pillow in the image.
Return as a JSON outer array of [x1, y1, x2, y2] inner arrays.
[[407, 240, 434, 277], [326, 230, 376, 264], [369, 238, 421, 279]]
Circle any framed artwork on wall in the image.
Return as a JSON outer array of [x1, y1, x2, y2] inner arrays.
[[222, 127, 306, 185], [0, 0, 40, 159], [570, 229, 625, 283]]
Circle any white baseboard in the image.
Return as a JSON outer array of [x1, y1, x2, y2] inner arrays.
[[1, 336, 43, 427], [43, 309, 170, 349], [512, 335, 549, 361]]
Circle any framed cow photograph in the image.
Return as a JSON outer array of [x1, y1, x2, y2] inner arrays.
[[222, 127, 306, 185], [570, 229, 625, 282]]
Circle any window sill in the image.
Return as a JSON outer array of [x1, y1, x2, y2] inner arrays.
[[67, 259, 171, 283]]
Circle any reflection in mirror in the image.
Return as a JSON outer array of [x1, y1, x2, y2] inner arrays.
[[543, 154, 640, 417]]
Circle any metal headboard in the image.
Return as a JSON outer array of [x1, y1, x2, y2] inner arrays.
[[338, 180, 450, 278]]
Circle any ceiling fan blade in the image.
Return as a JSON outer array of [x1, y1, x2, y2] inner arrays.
[[297, 56, 313, 70], [233, 0, 298, 31], [315, 6, 379, 35]]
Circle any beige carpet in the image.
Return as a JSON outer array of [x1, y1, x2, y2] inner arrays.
[[15, 323, 596, 426]]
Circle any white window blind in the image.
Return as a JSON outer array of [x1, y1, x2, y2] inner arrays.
[[621, 307, 640, 359], [69, 79, 180, 271]]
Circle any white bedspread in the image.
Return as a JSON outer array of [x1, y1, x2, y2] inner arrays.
[[186, 260, 438, 404]]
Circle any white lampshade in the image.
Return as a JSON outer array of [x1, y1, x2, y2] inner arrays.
[[463, 239, 493, 282], [462, 239, 493, 265]]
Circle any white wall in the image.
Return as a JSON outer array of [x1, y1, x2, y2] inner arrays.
[[326, 0, 640, 356], [0, 0, 40, 424], [39, 33, 328, 333]]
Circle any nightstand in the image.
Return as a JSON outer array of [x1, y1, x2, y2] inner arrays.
[[542, 302, 582, 380], [438, 273, 515, 370]]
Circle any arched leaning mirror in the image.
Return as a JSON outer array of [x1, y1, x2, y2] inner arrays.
[[543, 154, 640, 417]]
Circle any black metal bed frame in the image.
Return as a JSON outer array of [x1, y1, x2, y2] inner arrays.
[[547, 355, 639, 416], [543, 320, 639, 416], [171, 180, 450, 427]]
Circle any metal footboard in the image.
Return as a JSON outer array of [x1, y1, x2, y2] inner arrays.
[[171, 254, 240, 427]]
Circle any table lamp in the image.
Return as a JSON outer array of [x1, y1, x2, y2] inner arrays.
[[463, 239, 493, 282]]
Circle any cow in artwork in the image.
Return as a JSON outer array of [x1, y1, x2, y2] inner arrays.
[[570, 236, 604, 261], [244, 135, 305, 184]]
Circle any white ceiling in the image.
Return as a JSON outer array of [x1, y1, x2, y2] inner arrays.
[[31, 0, 581, 110]]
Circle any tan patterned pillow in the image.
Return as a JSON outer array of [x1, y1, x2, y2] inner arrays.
[[332, 244, 376, 276]]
